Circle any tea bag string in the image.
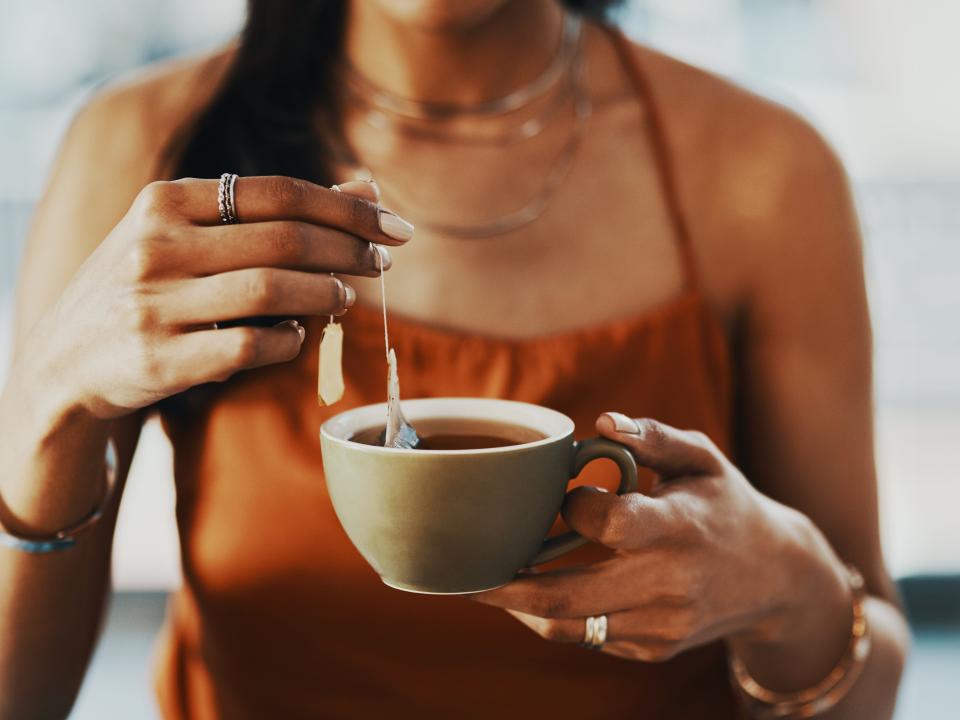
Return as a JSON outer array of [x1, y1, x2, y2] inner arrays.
[[375, 242, 390, 361]]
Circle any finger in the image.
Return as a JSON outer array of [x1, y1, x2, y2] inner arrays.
[[332, 178, 381, 203], [561, 486, 677, 550], [503, 610, 650, 647], [504, 609, 588, 644], [469, 561, 643, 618], [160, 269, 355, 325], [169, 176, 414, 244], [159, 321, 306, 390], [174, 222, 390, 278], [503, 609, 656, 649], [504, 606, 699, 662], [598, 602, 711, 662], [596, 414, 721, 478]]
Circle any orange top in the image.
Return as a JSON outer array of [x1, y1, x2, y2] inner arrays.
[[154, 28, 738, 719]]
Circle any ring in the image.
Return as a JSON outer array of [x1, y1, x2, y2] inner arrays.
[[583, 615, 608, 650], [218, 173, 239, 224], [331, 184, 342, 192]]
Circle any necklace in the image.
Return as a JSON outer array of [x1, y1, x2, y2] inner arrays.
[[350, 73, 576, 146], [343, 15, 582, 121], [338, 16, 591, 239]]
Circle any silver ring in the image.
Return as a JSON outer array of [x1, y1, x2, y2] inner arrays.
[[583, 615, 608, 650], [331, 184, 342, 193], [218, 173, 239, 224]]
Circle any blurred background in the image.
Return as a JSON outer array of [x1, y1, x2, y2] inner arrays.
[[0, 0, 957, 717]]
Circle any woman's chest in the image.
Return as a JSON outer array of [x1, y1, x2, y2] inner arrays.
[[345, 102, 690, 339]]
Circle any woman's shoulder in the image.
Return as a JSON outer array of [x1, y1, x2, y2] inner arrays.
[[67, 47, 235, 182], [612, 32, 854, 311], [31, 48, 237, 283], [621, 37, 842, 198]]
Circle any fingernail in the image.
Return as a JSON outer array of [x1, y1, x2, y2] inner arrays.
[[362, 178, 381, 202], [606, 412, 639, 434], [374, 244, 392, 271], [274, 319, 306, 343], [378, 208, 414, 241], [343, 282, 356, 308]]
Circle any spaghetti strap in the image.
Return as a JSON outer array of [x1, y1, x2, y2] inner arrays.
[[602, 25, 701, 293]]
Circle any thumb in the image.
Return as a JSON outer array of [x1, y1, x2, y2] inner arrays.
[[331, 178, 381, 204], [596, 413, 720, 479]]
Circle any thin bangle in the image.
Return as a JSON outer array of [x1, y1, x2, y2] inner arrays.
[[729, 564, 871, 718], [0, 438, 118, 553]]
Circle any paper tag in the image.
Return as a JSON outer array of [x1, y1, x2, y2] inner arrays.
[[317, 321, 345, 406]]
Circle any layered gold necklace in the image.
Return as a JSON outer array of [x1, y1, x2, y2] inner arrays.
[[338, 15, 590, 239]]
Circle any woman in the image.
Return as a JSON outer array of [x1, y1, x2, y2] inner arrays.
[[0, 0, 909, 718]]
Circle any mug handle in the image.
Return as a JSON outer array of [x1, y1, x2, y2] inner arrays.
[[529, 437, 639, 566]]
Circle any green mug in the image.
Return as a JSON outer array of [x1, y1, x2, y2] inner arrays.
[[320, 398, 639, 594]]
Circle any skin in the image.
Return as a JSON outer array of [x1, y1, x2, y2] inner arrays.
[[0, 0, 908, 717]]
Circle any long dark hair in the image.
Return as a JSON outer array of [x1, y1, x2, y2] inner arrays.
[[164, 0, 621, 185]]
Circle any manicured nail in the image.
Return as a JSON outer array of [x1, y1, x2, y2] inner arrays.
[[362, 178, 381, 202], [343, 282, 356, 308], [606, 412, 639, 434], [274, 319, 305, 343], [374, 244, 392, 271], [378, 208, 414, 241]]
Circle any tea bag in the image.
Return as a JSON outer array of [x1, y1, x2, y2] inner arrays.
[[374, 243, 421, 449], [382, 348, 420, 448]]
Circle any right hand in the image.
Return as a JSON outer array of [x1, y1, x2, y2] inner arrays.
[[31, 175, 412, 419]]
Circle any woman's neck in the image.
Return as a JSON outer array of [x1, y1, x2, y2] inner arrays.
[[343, 0, 566, 106]]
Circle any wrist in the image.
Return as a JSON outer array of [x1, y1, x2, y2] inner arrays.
[[10, 315, 102, 432], [730, 502, 853, 692], [1, 347, 111, 533]]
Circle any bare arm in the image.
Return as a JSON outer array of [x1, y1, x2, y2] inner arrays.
[[0, 78, 411, 717], [728, 117, 909, 717], [0, 93, 153, 718]]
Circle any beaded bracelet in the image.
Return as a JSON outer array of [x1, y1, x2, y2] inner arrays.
[[0, 438, 118, 553], [729, 564, 871, 718]]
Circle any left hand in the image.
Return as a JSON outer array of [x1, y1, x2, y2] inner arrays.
[[470, 412, 829, 662]]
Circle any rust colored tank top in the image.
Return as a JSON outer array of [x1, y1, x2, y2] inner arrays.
[[154, 28, 737, 720]]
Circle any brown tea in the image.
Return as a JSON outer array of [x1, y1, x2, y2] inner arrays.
[[350, 418, 546, 450]]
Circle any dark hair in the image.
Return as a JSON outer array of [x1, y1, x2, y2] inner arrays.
[[165, 0, 622, 185]]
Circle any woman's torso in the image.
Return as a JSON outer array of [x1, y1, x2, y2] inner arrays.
[[153, 23, 743, 720]]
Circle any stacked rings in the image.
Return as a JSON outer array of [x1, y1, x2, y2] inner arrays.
[[218, 173, 239, 224], [583, 615, 608, 650]]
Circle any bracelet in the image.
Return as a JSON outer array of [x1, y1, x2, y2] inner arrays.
[[729, 564, 871, 719], [0, 438, 118, 553]]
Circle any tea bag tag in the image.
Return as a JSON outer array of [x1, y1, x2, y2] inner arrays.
[[317, 313, 345, 406]]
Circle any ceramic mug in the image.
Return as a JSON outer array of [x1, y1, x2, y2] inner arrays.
[[320, 398, 639, 594]]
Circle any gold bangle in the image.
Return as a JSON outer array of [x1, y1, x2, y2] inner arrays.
[[729, 564, 871, 718]]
